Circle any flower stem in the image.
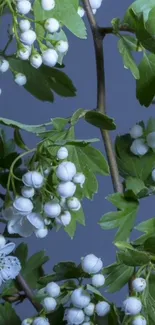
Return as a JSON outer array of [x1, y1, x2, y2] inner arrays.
[[16, 274, 42, 311]]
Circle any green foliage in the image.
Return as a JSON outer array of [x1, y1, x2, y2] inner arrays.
[[0, 303, 21, 325], [99, 193, 139, 242], [134, 218, 155, 245], [137, 53, 155, 107], [84, 111, 116, 130], [103, 262, 134, 293]]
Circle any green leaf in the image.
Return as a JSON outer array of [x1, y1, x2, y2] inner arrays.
[[33, 0, 87, 39], [84, 111, 116, 130], [144, 236, 155, 254], [103, 263, 134, 293], [14, 128, 29, 150], [14, 243, 28, 268], [52, 117, 69, 131], [117, 36, 140, 79], [65, 208, 85, 238], [124, 0, 155, 29], [0, 303, 21, 325], [47, 306, 65, 325], [99, 193, 139, 242], [71, 108, 86, 125], [9, 57, 76, 102], [118, 35, 142, 52], [117, 248, 150, 266], [134, 218, 155, 245], [146, 117, 155, 134], [86, 284, 104, 298], [0, 117, 50, 133], [137, 53, 155, 107], [115, 134, 155, 180], [39, 261, 90, 284], [125, 177, 148, 196]]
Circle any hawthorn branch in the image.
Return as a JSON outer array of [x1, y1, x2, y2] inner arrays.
[[82, 0, 123, 193], [16, 274, 42, 312], [99, 25, 135, 36]]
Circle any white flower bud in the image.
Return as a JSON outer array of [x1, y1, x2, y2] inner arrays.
[[45, 282, 60, 298], [21, 319, 32, 325], [95, 301, 110, 317], [14, 73, 27, 86], [77, 6, 85, 17], [66, 308, 85, 325], [56, 161, 76, 181], [89, 0, 102, 9], [33, 317, 50, 325], [81, 254, 103, 274], [41, 0, 55, 11], [27, 212, 44, 229], [82, 323, 91, 325], [60, 211, 71, 226], [57, 181, 76, 198], [67, 197, 81, 211], [129, 125, 143, 139], [42, 297, 57, 312], [71, 287, 90, 309], [22, 171, 44, 188], [21, 186, 35, 198], [44, 18, 60, 33], [0, 235, 6, 249], [56, 40, 69, 53], [132, 278, 146, 293], [152, 169, 155, 181], [35, 227, 48, 238], [123, 297, 142, 315], [42, 49, 58, 67], [132, 315, 147, 325], [0, 58, 9, 73], [16, 0, 31, 14], [84, 316, 90, 322], [30, 54, 42, 69], [57, 147, 68, 160], [130, 139, 149, 156], [73, 173, 85, 188], [44, 218, 51, 225], [18, 47, 31, 60], [44, 201, 61, 218], [19, 19, 31, 32], [20, 30, 36, 46], [13, 197, 33, 215], [92, 274, 105, 287], [147, 131, 155, 148], [84, 303, 95, 316]]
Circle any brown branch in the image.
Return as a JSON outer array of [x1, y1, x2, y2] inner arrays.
[[99, 25, 135, 36], [16, 274, 42, 312], [82, 0, 123, 193]]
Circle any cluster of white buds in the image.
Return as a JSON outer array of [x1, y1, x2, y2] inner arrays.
[[77, 0, 103, 18], [2, 147, 85, 237], [65, 254, 109, 324], [129, 124, 149, 156], [22, 317, 50, 325], [122, 277, 147, 324], [36, 281, 61, 313]]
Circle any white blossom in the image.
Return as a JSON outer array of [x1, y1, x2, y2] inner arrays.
[[91, 274, 105, 287], [44, 18, 60, 33], [21, 186, 35, 198], [56, 40, 69, 53], [0, 241, 21, 285], [129, 125, 143, 139], [41, 0, 55, 11], [16, 0, 31, 14], [18, 47, 31, 60], [42, 296, 57, 312], [56, 161, 76, 181], [45, 281, 60, 297], [20, 30, 36, 46], [84, 303, 95, 316], [30, 54, 42, 69], [132, 315, 147, 325], [123, 297, 142, 316], [57, 181, 76, 198], [33, 317, 50, 325], [57, 147, 68, 160], [67, 197, 81, 211], [57, 211, 71, 226], [132, 278, 146, 293], [15, 73, 27, 86], [81, 254, 103, 274], [13, 197, 33, 215], [22, 171, 44, 188], [42, 49, 58, 67], [44, 201, 61, 218], [71, 287, 90, 309], [66, 308, 85, 325], [95, 301, 110, 316], [130, 139, 149, 156], [0, 58, 9, 72], [21, 319, 32, 325], [0, 235, 6, 249], [73, 173, 85, 188], [147, 131, 155, 148], [89, 0, 102, 9], [19, 19, 31, 32], [35, 227, 48, 238]]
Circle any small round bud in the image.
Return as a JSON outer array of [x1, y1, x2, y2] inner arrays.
[[0, 235, 6, 249], [16, 0, 31, 14], [19, 19, 31, 32], [57, 181, 76, 198], [95, 301, 110, 317], [89, 0, 102, 9], [60, 211, 71, 226], [41, 0, 55, 11], [129, 125, 143, 139], [22, 171, 44, 188], [152, 169, 155, 181], [15, 73, 27, 86], [56, 161, 76, 181], [0, 58, 9, 73], [13, 197, 33, 215], [20, 30, 36, 46], [132, 315, 147, 325], [123, 297, 142, 316], [92, 274, 105, 287], [57, 147, 68, 160], [35, 227, 48, 238], [67, 197, 81, 211], [66, 308, 85, 325], [44, 201, 61, 218], [84, 303, 95, 316], [18, 47, 31, 60], [147, 131, 155, 148], [82, 323, 91, 325], [30, 54, 42, 69], [81, 254, 103, 274], [45, 282, 60, 298], [21, 319, 32, 325], [77, 6, 85, 17], [33, 317, 50, 325], [42, 297, 57, 312], [73, 173, 85, 188], [130, 139, 149, 156], [71, 287, 91, 309], [44, 18, 60, 33], [21, 186, 35, 198], [132, 278, 146, 293], [56, 40, 69, 53], [42, 49, 58, 67]]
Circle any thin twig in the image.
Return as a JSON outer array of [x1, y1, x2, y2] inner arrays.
[[99, 25, 135, 36], [16, 274, 42, 312]]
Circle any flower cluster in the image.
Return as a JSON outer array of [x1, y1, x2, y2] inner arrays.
[[129, 123, 155, 157], [122, 277, 147, 325], [22, 316, 50, 325], [0, 235, 21, 286], [2, 147, 85, 238]]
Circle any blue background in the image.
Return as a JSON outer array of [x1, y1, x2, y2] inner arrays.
[[1, 0, 155, 320]]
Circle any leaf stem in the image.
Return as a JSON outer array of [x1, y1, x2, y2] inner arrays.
[[16, 274, 42, 311], [99, 25, 135, 36]]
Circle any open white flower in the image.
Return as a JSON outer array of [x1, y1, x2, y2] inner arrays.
[[0, 241, 21, 285]]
